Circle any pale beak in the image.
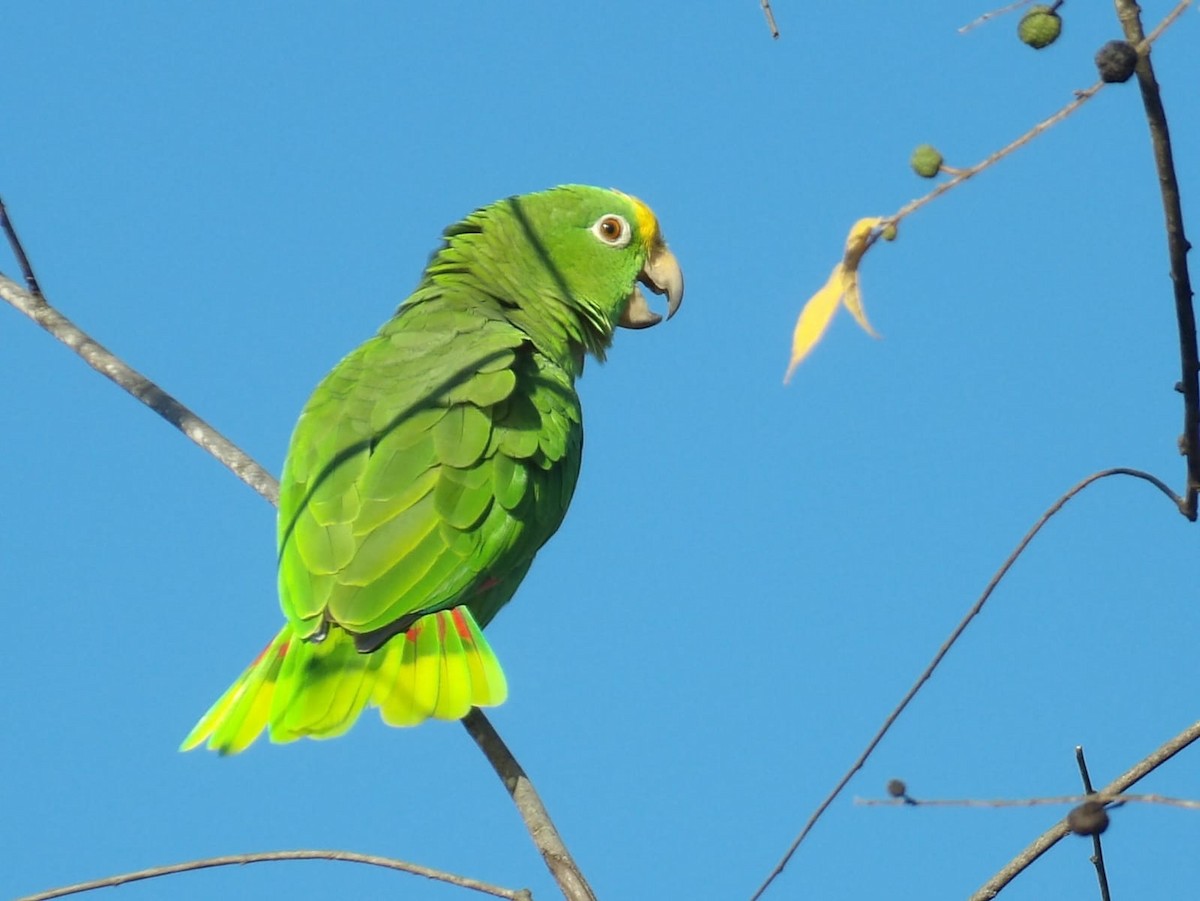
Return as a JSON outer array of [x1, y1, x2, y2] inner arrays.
[[619, 245, 684, 329]]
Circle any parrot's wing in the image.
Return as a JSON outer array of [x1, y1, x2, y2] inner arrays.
[[278, 300, 582, 639]]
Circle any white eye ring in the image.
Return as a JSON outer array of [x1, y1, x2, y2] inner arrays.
[[590, 214, 632, 248]]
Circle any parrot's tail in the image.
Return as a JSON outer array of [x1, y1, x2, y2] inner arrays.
[[180, 605, 507, 754]]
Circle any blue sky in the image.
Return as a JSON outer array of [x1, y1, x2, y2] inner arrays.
[[4, 3, 1199, 899]]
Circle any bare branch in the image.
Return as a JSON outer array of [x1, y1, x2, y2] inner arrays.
[[464, 709, 598, 901], [749, 468, 1180, 901], [970, 719, 1200, 899], [1075, 746, 1111, 901], [959, 1, 1036, 34], [888, 81, 1105, 228], [14, 849, 531, 901], [760, 0, 780, 39], [0, 196, 43, 295], [857, 790, 1200, 811], [1114, 0, 1199, 518], [0, 273, 279, 506], [1139, 0, 1194, 44]]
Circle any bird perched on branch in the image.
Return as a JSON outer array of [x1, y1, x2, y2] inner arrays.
[[183, 185, 683, 754]]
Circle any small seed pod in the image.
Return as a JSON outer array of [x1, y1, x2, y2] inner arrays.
[[1095, 40, 1138, 83], [1067, 800, 1110, 836], [910, 145, 944, 179], [886, 779, 907, 798], [1019, 6, 1063, 49]]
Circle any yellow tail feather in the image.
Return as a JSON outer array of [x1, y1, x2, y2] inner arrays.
[[181, 605, 507, 755]]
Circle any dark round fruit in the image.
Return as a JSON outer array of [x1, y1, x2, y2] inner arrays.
[[1095, 40, 1138, 83], [1067, 800, 1110, 836]]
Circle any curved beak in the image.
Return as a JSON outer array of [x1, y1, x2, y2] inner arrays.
[[619, 244, 684, 329]]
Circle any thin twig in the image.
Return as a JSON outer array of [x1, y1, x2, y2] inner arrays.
[[889, 82, 1105, 228], [1114, 0, 1198, 518], [463, 709, 598, 901], [0, 272, 280, 506], [971, 719, 1200, 899], [14, 849, 531, 901], [959, 0, 1035, 34], [1076, 746, 1112, 901], [0, 196, 43, 295], [760, 0, 780, 39], [1140, 0, 1194, 44], [1075, 747, 1097, 795], [748, 468, 1181, 901], [858, 790, 1200, 811], [0, 220, 593, 899]]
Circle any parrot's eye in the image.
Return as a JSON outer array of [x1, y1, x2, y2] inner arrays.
[[591, 214, 632, 248]]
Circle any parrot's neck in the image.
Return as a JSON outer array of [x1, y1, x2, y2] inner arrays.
[[415, 231, 615, 373], [502, 302, 603, 375]]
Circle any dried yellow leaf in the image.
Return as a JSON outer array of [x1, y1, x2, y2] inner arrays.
[[784, 217, 886, 383], [785, 264, 845, 383]]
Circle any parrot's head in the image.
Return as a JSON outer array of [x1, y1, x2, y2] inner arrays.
[[428, 185, 683, 362], [524, 184, 684, 331]]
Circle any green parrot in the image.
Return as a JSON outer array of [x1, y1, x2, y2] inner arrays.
[[183, 185, 683, 753]]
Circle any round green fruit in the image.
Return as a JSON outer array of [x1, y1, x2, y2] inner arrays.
[[1019, 6, 1062, 49], [910, 144, 944, 179]]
